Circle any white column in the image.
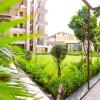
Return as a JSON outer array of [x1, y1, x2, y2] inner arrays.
[[32, 0, 37, 53], [26, 0, 31, 51]]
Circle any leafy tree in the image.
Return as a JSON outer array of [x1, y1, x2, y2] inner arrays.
[[93, 26, 100, 52], [69, 6, 97, 55], [93, 10, 100, 52], [50, 45, 67, 77]]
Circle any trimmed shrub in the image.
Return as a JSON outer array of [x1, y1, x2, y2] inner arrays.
[[50, 44, 67, 77]]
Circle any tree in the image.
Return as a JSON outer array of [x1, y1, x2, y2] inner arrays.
[[94, 10, 100, 17], [93, 10, 100, 52], [69, 6, 97, 55], [50, 45, 67, 77], [93, 26, 100, 52]]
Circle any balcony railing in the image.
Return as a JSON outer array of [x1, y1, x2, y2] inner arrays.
[[9, 28, 26, 34]]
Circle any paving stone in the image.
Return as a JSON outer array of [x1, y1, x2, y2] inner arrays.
[[82, 80, 100, 100]]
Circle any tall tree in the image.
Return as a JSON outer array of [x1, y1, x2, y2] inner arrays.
[[69, 6, 97, 55]]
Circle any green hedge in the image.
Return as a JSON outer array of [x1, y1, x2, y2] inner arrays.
[[16, 56, 100, 98]]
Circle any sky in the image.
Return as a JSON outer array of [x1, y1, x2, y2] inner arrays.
[[45, 0, 85, 36]]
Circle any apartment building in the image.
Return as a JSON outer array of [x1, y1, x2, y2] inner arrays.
[[0, 0, 47, 52], [35, 0, 48, 53]]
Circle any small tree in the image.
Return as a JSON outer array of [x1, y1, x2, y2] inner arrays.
[[50, 44, 67, 77]]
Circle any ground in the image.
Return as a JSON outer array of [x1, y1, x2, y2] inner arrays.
[[82, 80, 100, 100]]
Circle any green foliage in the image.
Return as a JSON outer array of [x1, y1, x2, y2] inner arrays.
[[50, 45, 67, 63], [0, 0, 20, 13], [0, 17, 26, 33], [0, 0, 42, 99], [94, 10, 100, 17], [0, 82, 33, 100], [16, 56, 48, 86], [11, 45, 25, 55], [0, 1, 99, 99], [0, 68, 33, 100], [0, 46, 13, 66], [24, 51, 32, 61], [50, 45, 67, 77], [0, 32, 10, 39], [69, 6, 98, 54], [0, 70, 11, 82], [0, 33, 41, 47], [17, 53, 100, 98]]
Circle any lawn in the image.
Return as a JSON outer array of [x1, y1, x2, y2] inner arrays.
[[32, 54, 97, 75], [32, 54, 81, 76]]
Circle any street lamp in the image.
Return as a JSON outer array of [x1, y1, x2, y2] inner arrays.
[[81, 0, 100, 90]]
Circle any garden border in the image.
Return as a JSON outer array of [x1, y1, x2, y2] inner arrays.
[[66, 73, 100, 100]]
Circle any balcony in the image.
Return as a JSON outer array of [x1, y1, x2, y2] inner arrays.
[[9, 28, 26, 34], [14, 41, 25, 45], [0, 14, 12, 21], [36, 8, 47, 14], [36, 21, 48, 26]]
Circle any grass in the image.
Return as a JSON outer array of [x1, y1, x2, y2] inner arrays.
[[31, 54, 97, 76]]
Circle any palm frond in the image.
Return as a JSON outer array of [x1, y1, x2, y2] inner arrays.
[[0, 0, 21, 13]]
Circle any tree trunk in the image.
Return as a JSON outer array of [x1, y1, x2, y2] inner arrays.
[[56, 84, 64, 100], [57, 61, 61, 77], [83, 42, 87, 56]]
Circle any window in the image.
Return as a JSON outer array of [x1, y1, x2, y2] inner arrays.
[[37, 38, 44, 45], [73, 44, 79, 51], [20, 23, 23, 28], [20, 12, 23, 17], [21, 1, 23, 5], [37, 26, 40, 32], [13, 34, 17, 37], [19, 34, 23, 37], [38, 1, 41, 8], [14, 25, 17, 28]]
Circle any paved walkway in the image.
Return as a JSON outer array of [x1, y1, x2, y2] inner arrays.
[[82, 80, 100, 100]]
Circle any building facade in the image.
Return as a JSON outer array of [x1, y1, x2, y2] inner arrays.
[[0, 0, 47, 52], [46, 32, 81, 53]]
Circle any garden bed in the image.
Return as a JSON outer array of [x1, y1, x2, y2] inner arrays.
[[16, 55, 100, 99]]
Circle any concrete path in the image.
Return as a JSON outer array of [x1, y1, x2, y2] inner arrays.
[[82, 80, 100, 100]]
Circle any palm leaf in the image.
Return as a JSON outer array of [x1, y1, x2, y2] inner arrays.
[[0, 0, 21, 13], [0, 33, 42, 47], [0, 17, 27, 33]]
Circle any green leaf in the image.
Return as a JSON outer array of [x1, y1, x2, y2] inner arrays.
[[0, 33, 42, 47], [0, 17, 27, 33], [0, 0, 21, 13]]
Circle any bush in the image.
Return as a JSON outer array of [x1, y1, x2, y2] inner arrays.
[[16, 56, 48, 86], [16, 55, 100, 99]]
